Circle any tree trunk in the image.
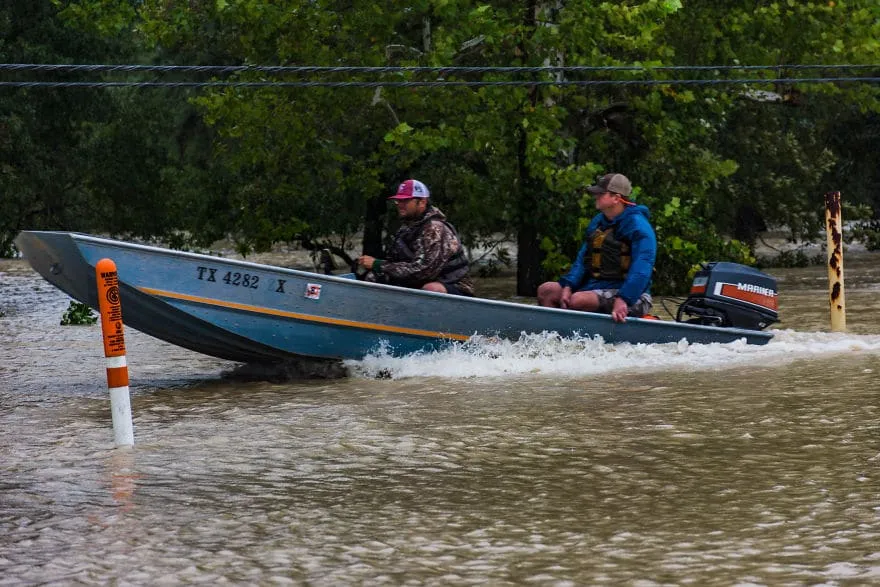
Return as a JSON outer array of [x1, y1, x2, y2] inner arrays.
[[515, 206, 542, 295], [515, 124, 543, 297], [514, 0, 543, 297], [361, 193, 387, 258]]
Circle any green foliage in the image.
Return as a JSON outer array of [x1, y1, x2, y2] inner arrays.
[[849, 220, 880, 251], [51, 0, 138, 39], [3, 0, 880, 301], [0, 240, 15, 259], [475, 246, 512, 278], [539, 236, 574, 282], [0, 0, 203, 251], [134, 0, 689, 293], [659, 0, 880, 248], [60, 301, 97, 326], [137, 1, 420, 254], [756, 248, 823, 269], [550, 187, 755, 296], [652, 213, 755, 296], [825, 112, 880, 216]]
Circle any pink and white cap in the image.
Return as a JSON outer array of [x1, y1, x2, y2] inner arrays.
[[388, 179, 430, 200]]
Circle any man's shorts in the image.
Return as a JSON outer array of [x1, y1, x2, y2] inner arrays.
[[443, 282, 473, 297], [589, 289, 653, 317]]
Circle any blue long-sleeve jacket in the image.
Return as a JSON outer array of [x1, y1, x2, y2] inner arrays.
[[558, 204, 657, 304]]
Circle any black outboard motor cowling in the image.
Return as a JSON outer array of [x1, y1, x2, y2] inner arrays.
[[676, 262, 779, 330]]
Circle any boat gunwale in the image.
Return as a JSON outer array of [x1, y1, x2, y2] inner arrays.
[[42, 231, 772, 342]]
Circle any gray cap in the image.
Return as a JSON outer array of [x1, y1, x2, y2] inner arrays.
[[586, 173, 632, 198]]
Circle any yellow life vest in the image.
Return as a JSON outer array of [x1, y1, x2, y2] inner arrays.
[[588, 226, 631, 280]]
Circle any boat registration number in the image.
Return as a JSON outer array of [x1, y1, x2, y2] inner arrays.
[[197, 266, 260, 289]]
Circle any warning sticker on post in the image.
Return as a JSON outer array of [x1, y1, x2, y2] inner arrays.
[[96, 259, 127, 357]]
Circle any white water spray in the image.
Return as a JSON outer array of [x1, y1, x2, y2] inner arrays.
[[348, 330, 880, 380]]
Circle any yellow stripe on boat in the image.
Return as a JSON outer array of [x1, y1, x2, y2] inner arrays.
[[139, 287, 471, 342]]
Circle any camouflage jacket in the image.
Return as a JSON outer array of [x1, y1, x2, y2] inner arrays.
[[374, 206, 474, 296]]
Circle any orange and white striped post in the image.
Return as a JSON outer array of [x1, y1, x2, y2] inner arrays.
[[95, 258, 134, 447]]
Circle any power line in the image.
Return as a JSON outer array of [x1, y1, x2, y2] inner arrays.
[[3, 63, 877, 88], [1, 63, 878, 75], [1, 77, 879, 88]]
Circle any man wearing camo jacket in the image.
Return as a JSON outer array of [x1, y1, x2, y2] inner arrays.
[[357, 179, 474, 297]]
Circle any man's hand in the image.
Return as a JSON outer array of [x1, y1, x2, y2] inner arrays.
[[560, 286, 572, 309], [357, 255, 375, 270], [611, 296, 629, 323]]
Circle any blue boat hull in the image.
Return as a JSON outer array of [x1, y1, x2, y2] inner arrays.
[[15, 231, 773, 363]]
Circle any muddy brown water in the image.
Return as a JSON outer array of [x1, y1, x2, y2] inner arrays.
[[2, 254, 879, 585]]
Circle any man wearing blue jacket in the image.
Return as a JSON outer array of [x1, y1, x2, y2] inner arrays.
[[537, 173, 657, 323]]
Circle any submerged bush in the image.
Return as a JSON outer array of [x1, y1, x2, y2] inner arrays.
[[849, 220, 880, 251], [756, 248, 824, 269], [60, 301, 97, 326]]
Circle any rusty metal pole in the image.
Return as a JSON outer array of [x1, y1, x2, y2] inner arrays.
[[825, 191, 846, 332]]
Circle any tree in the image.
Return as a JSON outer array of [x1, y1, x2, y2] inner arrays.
[[30, 0, 877, 299], [135, 1, 688, 293], [659, 0, 880, 245], [0, 0, 128, 254], [0, 0, 210, 254], [380, 0, 688, 294]]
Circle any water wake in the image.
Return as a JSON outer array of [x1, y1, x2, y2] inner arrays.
[[348, 329, 880, 380]]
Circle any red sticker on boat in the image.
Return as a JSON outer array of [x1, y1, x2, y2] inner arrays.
[[305, 283, 322, 300]]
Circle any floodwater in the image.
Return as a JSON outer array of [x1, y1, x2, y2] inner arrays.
[[2, 253, 880, 585]]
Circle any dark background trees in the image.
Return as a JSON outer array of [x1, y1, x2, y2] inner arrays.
[[2, 0, 879, 296]]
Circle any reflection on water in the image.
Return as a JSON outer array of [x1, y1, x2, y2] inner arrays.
[[2, 256, 880, 584]]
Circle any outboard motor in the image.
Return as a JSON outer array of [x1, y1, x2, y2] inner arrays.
[[676, 262, 779, 330]]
